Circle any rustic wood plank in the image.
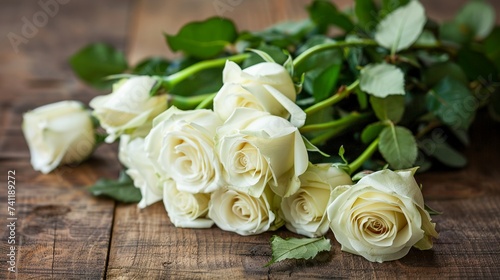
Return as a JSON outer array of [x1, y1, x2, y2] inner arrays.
[[106, 0, 500, 279], [0, 0, 133, 278]]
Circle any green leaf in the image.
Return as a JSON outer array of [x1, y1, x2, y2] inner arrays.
[[360, 63, 405, 98], [422, 62, 468, 87], [88, 171, 142, 203], [370, 95, 405, 123], [375, 0, 426, 53], [421, 140, 467, 168], [455, 0, 495, 39], [489, 88, 500, 122], [457, 47, 498, 81], [266, 236, 331, 266], [308, 0, 354, 32], [483, 27, 500, 71], [170, 67, 223, 96], [355, 0, 378, 31], [310, 64, 341, 101], [302, 135, 330, 157], [380, 0, 409, 16], [379, 125, 418, 169], [361, 122, 385, 144], [425, 203, 443, 216], [247, 48, 276, 63], [132, 57, 170, 76], [166, 17, 238, 59], [338, 145, 349, 165], [356, 88, 369, 110], [251, 20, 315, 49], [414, 30, 439, 47], [295, 36, 343, 101], [439, 21, 474, 45], [242, 44, 288, 68], [69, 43, 128, 89], [426, 77, 476, 131]]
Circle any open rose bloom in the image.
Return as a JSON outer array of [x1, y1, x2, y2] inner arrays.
[[327, 169, 439, 262]]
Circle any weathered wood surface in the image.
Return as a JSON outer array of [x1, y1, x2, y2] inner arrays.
[[1, 0, 500, 279]]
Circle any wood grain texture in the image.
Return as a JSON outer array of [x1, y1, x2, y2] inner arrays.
[[0, 0, 132, 279], [1, 0, 500, 279]]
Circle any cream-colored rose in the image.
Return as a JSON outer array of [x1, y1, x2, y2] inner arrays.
[[280, 163, 353, 237], [90, 76, 168, 143], [213, 61, 305, 127], [119, 136, 163, 209], [163, 180, 213, 228], [22, 100, 95, 174], [208, 186, 276, 235], [144, 107, 223, 193], [216, 108, 308, 198], [327, 169, 439, 263]]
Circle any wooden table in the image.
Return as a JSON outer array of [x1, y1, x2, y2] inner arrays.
[[1, 0, 499, 278]]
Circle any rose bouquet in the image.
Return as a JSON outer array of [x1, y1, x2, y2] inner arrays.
[[22, 0, 499, 264]]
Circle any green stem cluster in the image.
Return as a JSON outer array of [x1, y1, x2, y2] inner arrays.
[[170, 93, 216, 110], [292, 39, 377, 70], [162, 53, 250, 89], [304, 79, 360, 117], [300, 112, 371, 134]]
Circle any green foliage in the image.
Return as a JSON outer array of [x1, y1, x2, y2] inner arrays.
[[360, 63, 405, 98], [457, 47, 498, 81], [170, 67, 223, 96], [374, 0, 426, 53], [247, 20, 315, 49], [422, 62, 468, 87], [266, 236, 331, 266], [132, 57, 170, 76], [69, 43, 128, 89], [379, 125, 418, 169], [166, 17, 238, 59], [355, 0, 378, 31], [88, 171, 142, 203], [361, 122, 385, 144], [242, 44, 288, 68], [370, 95, 405, 123], [380, 0, 410, 16], [296, 36, 343, 101], [455, 0, 495, 39], [421, 139, 467, 168], [426, 77, 476, 131], [483, 27, 500, 72], [308, 0, 354, 32]]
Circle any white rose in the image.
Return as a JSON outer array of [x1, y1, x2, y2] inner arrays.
[[22, 100, 95, 174], [163, 180, 214, 228], [213, 61, 305, 127], [119, 136, 163, 209], [208, 186, 276, 235], [144, 107, 223, 193], [90, 76, 168, 143], [327, 169, 439, 263], [216, 108, 308, 198], [280, 163, 353, 237]]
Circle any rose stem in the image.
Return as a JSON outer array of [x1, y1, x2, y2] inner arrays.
[[303, 79, 360, 117], [299, 112, 372, 133], [292, 39, 378, 70], [195, 92, 218, 109], [347, 138, 380, 174], [307, 112, 371, 145], [169, 93, 216, 110], [162, 53, 250, 89]]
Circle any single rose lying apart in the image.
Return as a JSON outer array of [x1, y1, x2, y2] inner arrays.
[[22, 60, 437, 263]]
